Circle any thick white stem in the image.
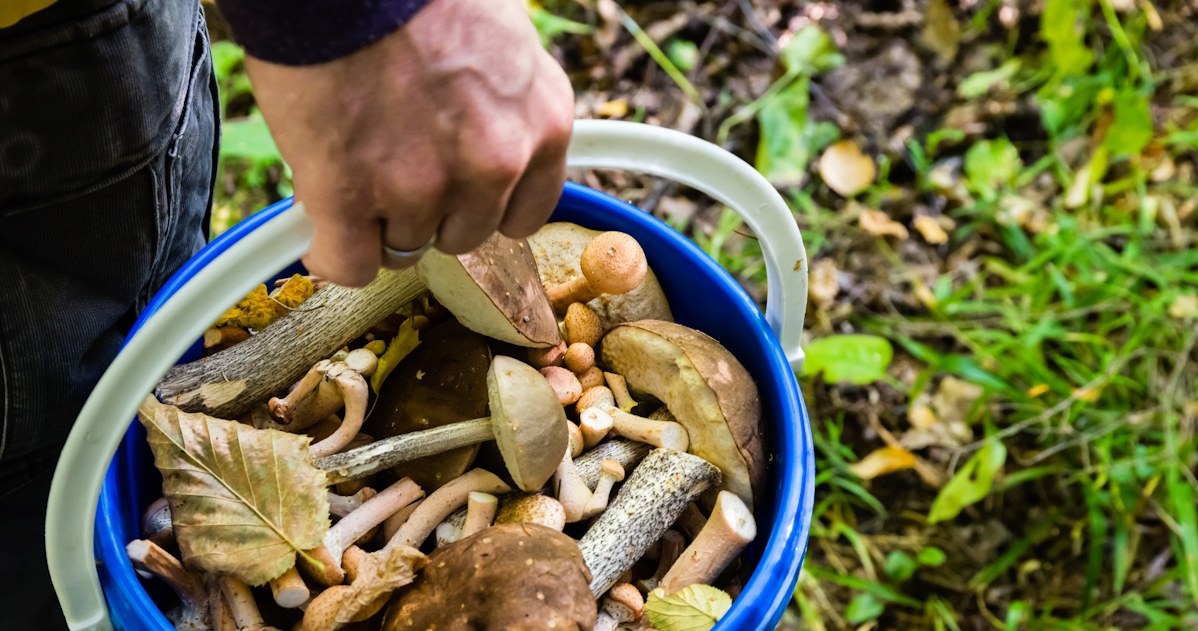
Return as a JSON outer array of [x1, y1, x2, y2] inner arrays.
[[606, 405, 689, 451], [460, 491, 499, 538], [659, 490, 756, 594], [269, 566, 310, 609]]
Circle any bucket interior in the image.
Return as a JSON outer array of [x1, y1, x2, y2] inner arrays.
[[94, 182, 814, 629]]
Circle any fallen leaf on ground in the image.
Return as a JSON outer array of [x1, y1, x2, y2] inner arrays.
[[819, 140, 876, 197], [850, 446, 918, 480], [859, 209, 910, 239], [138, 396, 329, 585], [913, 215, 950, 244], [932, 376, 985, 425], [809, 258, 840, 309]]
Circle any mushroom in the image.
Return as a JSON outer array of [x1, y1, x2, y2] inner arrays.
[[384, 468, 511, 549], [567, 421, 585, 458], [601, 320, 765, 508], [577, 366, 606, 391], [564, 342, 596, 373], [578, 448, 722, 596], [586, 405, 690, 451], [316, 356, 569, 493], [495, 494, 567, 531], [574, 438, 652, 490], [578, 389, 615, 447], [417, 231, 561, 347], [527, 340, 568, 369], [580, 459, 625, 519], [383, 523, 597, 630], [268, 567, 309, 609], [638, 529, 685, 593], [540, 365, 583, 405], [300, 477, 424, 587], [595, 583, 645, 631], [381, 499, 422, 542], [543, 231, 648, 314], [362, 319, 491, 491], [460, 491, 499, 538], [141, 496, 174, 551], [326, 487, 378, 518], [268, 348, 377, 433], [218, 576, 281, 630], [658, 490, 757, 594], [126, 539, 209, 630], [604, 371, 638, 412], [564, 302, 604, 347], [553, 433, 593, 523]]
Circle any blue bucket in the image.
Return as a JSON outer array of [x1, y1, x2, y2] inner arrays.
[[57, 121, 814, 630]]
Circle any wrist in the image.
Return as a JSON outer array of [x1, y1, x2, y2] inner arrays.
[[214, 0, 432, 66]]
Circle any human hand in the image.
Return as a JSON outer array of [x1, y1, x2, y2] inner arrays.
[[244, 0, 575, 286]]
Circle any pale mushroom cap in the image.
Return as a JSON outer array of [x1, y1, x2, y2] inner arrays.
[[528, 222, 673, 329], [487, 356, 570, 491], [599, 320, 764, 508], [581, 232, 648, 295], [599, 459, 625, 482], [539, 365, 583, 406], [577, 385, 616, 411], [495, 494, 567, 531]]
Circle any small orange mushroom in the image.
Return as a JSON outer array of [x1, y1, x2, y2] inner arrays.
[[546, 232, 648, 314]]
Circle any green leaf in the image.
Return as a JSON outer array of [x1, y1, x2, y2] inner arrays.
[[958, 59, 1021, 99], [845, 592, 886, 624], [137, 396, 329, 585], [1041, 0, 1094, 78], [210, 41, 245, 82], [917, 546, 947, 567], [220, 117, 282, 162], [780, 25, 844, 75], [754, 77, 841, 187], [927, 437, 1007, 524], [645, 585, 732, 631], [666, 39, 701, 73], [885, 550, 919, 583], [964, 137, 1022, 198], [527, 3, 592, 46], [801, 334, 894, 385], [1103, 89, 1153, 158]]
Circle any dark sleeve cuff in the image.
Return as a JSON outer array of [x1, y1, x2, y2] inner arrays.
[[214, 0, 432, 66]]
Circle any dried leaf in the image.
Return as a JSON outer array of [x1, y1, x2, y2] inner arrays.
[[859, 209, 910, 240], [138, 396, 329, 585], [818, 140, 876, 197], [645, 584, 732, 631], [849, 446, 918, 480], [215, 274, 314, 331], [808, 258, 840, 309], [932, 376, 985, 426], [316, 546, 427, 629], [921, 0, 960, 60], [913, 215, 950, 244], [371, 317, 423, 393]]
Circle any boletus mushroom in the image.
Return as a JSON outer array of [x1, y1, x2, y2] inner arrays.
[[383, 523, 597, 630], [417, 232, 561, 348], [316, 355, 568, 493], [600, 320, 765, 508], [528, 222, 674, 329]]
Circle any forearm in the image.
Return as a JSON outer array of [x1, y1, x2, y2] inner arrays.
[[214, 0, 430, 65]]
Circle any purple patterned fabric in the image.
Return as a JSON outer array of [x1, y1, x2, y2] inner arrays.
[[215, 0, 432, 65]]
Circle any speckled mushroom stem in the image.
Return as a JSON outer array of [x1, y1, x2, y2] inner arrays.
[[315, 418, 494, 485], [125, 539, 208, 628], [381, 499, 423, 542], [327, 487, 378, 518], [578, 448, 722, 597], [658, 490, 757, 594], [384, 469, 512, 550], [219, 576, 265, 629], [574, 438, 652, 490]]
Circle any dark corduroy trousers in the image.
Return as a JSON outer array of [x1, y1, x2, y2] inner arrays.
[[0, 0, 216, 626]]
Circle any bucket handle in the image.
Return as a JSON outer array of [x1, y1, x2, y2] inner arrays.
[[47, 120, 806, 630]]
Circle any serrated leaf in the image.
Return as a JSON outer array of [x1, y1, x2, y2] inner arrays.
[[371, 317, 423, 393], [801, 334, 894, 385], [645, 585, 732, 631], [138, 396, 329, 585]]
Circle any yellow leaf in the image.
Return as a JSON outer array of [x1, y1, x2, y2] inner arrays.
[[859, 209, 909, 240], [271, 274, 315, 310], [215, 274, 314, 331], [818, 140, 876, 197], [849, 446, 918, 480], [1073, 385, 1102, 402], [595, 99, 629, 118], [913, 215, 950, 244], [371, 318, 423, 393], [1027, 384, 1051, 398]]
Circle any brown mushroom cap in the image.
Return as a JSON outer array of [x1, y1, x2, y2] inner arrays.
[[581, 232, 648, 295], [528, 223, 673, 329], [383, 523, 597, 631], [363, 320, 490, 491], [418, 232, 561, 347], [488, 356, 570, 491], [600, 320, 765, 508]]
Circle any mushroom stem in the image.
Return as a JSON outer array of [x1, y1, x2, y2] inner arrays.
[[302, 477, 424, 586], [675, 502, 707, 541], [435, 521, 462, 548], [604, 372, 637, 412], [658, 490, 757, 594], [307, 365, 370, 459], [382, 499, 423, 542], [546, 231, 648, 314], [125, 539, 207, 627], [327, 487, 378, 518], [141, 497, 174, 550], [578, 448, 722, 596], [207, 578, 238, 631], [605, 405, 690, 452], [316, 418, 494, 484], [460, 491, 499, 538], [581, 460, 625, 519], [385, 469, 512, 550], [342, 545, 369, 584], [268, 360, 340, 430], [554, 437, 594, 523], [574, 438, 651, 490], [579, 406, 614, 449], [567, 422, 585, 458], [639, 529, 685, 592], [269, 566, 310, 609], [219, 576, 265, 628]]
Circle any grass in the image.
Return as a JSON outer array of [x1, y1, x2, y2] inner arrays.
[[206, 1, 1198, 628]]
